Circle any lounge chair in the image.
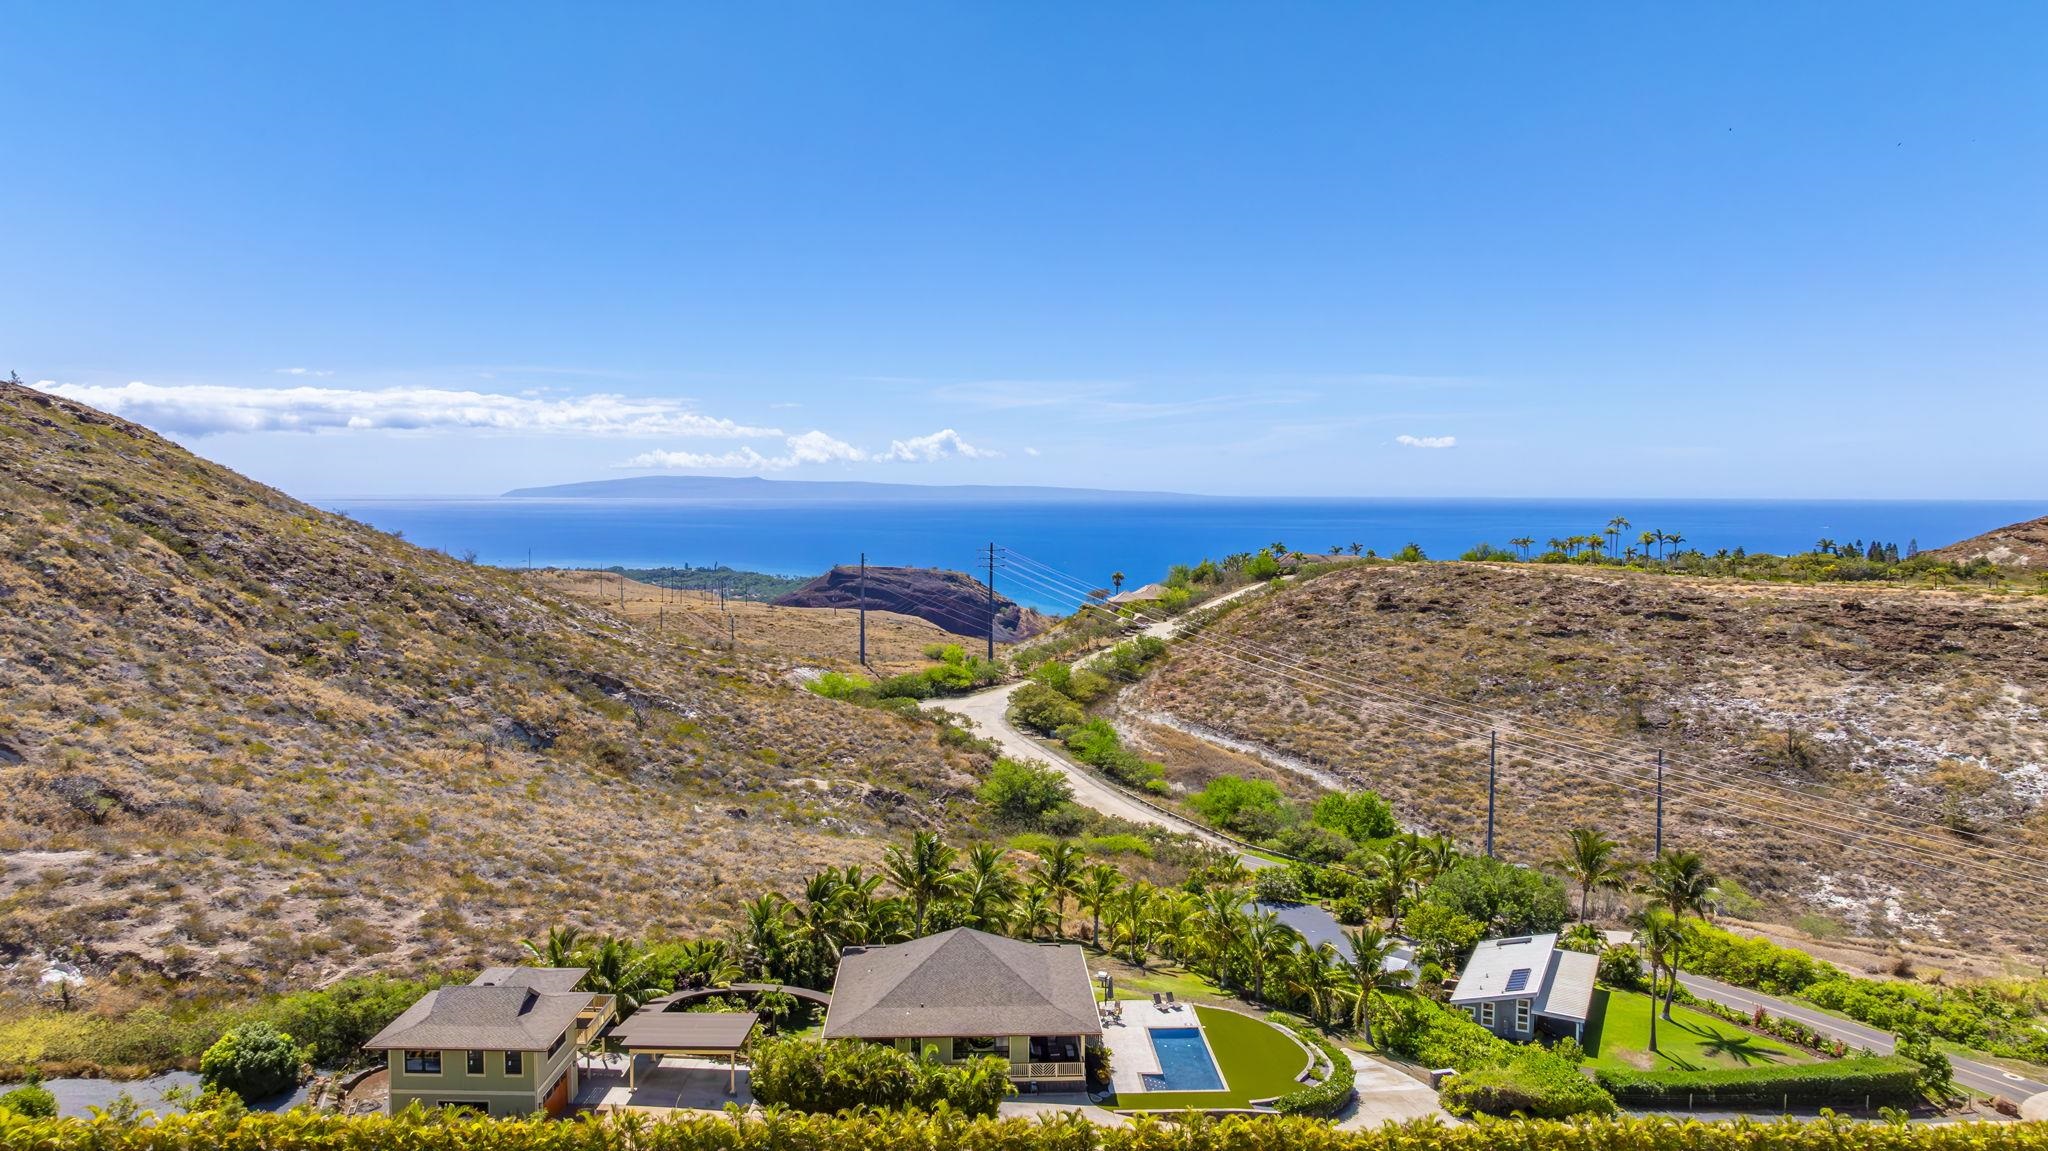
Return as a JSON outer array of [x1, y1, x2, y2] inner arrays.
[[1152, 992, 1164, 1007], [1165, 992, 1177, 1008]]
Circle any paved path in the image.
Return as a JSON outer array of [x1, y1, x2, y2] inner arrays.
[[1676, 972, 2048, 1105], [924, 580, 1279, 861], [1336, 1050, 1458, 1128]]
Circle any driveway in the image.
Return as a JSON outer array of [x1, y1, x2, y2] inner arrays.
[[1676, 972, 2048, 1106], [1337, 1050, 1458, 1128]]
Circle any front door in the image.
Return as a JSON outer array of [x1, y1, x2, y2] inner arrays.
[[543, 1069, 572, 1116]]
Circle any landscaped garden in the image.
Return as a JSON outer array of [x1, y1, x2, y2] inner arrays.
[[1113, 1005, 1313, 1112], [1582, 989, 1810, 1073]]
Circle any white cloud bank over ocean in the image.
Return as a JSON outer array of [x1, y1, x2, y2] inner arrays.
[[623, 428, 996, 471]]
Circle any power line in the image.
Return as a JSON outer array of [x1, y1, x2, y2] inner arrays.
[[992, 556, 2048, 889], [999, 549, 2048, 875]]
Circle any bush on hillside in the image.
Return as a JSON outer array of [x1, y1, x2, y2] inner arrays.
[[1060, 720, 1166, 791], [978, 758, 1076, 827], [1189, 775, 1287, 837], [1008, 683, 1085, 735], [0, 1080, 57, 1118], [1420, 856, 1569, 936], [1376, 993, 1509, 1073], [267, 975, 437, 1068], [1311, 790, 1397, 843], [198, 1023, 302, 1103]]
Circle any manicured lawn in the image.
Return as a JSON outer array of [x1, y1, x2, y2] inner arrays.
[[1584, 988, 1813, 1073], [1115, 1005, 1313, 1111]]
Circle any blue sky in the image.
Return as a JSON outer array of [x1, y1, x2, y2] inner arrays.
[[4, 2, 2043, 499]]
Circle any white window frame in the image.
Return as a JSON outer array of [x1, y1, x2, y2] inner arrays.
[[1477, 1002, 1495, 1028], [404, 1050, 442, 1075], [1515, 999, 1532, 1033]]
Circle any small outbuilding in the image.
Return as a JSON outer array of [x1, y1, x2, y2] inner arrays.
[[1449, 933, 1598, 1041]]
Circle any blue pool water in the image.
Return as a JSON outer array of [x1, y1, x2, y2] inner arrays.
[[1142, 1027, 1225, 1093]]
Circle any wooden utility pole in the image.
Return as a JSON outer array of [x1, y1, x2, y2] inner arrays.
[[985, 542, 997, 662], [1485, 730, 1497, 858], [858, 552, 868, 667], [1654, 748, 1666, 857]]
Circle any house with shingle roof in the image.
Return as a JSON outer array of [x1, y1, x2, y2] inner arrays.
[[1448, 933, 1598, 1041], [822, 928, 1101, 1091], [364, 968, 614, 1117]]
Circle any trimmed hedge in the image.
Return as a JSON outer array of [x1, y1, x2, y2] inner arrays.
[[1440, 1049, 1618, 1120], [1595, 1055, 1924, 1107], [1270, 1027, 1355, 1117], [4, 1109, 2046, 1151]]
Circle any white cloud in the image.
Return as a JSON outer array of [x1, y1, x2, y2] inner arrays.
[[37, 380, 780, 439], [622, 428, 996, 471], [274, 367, 334, 377], [1396, 434, 1457, 449]]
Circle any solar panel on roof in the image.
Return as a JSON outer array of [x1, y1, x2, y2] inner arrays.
[[1504, 967, 1532, 993]]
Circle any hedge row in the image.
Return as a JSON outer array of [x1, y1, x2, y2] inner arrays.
[[1270, 1027, 1355, 1117], [1440, 1049, 1619, 1120], [1595, 1056, 1925, 1107], [4, 1109, 2046, 1151]]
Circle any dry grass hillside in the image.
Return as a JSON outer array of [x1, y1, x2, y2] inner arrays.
[[0, 382, 989, 992], [1929, 515, 2048, 569], [1133, 562, 2048, 958], [533, 570, 983, 677]]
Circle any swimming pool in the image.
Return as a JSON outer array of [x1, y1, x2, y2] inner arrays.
[[1140, 1027, 1225, 1092]]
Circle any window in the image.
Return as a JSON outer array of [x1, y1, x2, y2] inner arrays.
[[1515, 999, 1532, 1033], [404, 1051, 442, 1074], [504, 1051, 524, 1075], [1477, 1002, 1495, 1028], [466, 1050, 485, 1075], [958, 1036, 1010, 1058], [546, 1030, 567, 1060]]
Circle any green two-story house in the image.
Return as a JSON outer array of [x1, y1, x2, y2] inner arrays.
[[364, 967, 614, 1117]]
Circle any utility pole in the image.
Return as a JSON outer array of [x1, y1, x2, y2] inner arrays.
[[1654, 748, 1666, 857], [985, 542, 997, 662], [858, 552, 868, 667], [728, 614, 736, 650], [1485, 730, 1497, 858]]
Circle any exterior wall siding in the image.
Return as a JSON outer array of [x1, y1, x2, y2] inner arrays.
[[387, 1036, 571, 1118]]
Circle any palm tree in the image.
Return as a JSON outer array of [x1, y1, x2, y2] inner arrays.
[[1270, 541, 1288, 557], [1632, 906, 1688, 1051], [793, 870, 855, 984], [738, 894, 795, 981], [1639, 850, 1717, 1018], [520, 925, 584, 968], [1110, 571, 1126, 593], [1106, 883, 1156, 964], [1639, 529, 1659, 560], [1286, 941, 1347, 1027], [1509, 536, 1534, 560], [1586, 536, 1606, 561], [1664, 531, 1685, 558], [1348, 542, 1364, 556], [580, 935, 668, 1014], [659, 938, 743, 991], [883, 831, 963, 936], [1079, 863, 1122, 948], [1550, 828, 1631, 921], [1236, 911, 1302, 1004], [1150, 892, 1199, 965], [1607, 517, 1631, 560], [958, 843, 1019, 931], [1027, 840, 1086, 934], [1417, 835, 1460, 882], [1338, 925, 1413, 1046], [1014, 884, 1057, 940]]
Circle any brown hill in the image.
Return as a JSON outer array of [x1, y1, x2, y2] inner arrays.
[[1133, 562, 2048, 957], [773, 565, 1048, 643], [1927, 514, 2048, 568], [0, 382, 989, 990]]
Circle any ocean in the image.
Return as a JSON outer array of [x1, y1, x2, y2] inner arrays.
[[319, 497, 2038, 611]]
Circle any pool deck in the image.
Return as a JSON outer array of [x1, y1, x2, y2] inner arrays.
[[1099, 999, 1204, 1096]]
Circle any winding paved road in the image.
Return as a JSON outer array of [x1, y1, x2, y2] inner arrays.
[[1676, 972, 2048, 1105]]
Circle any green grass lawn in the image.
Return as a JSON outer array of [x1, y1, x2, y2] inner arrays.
[[1583, 988, 1812, 1073], [1114, 1005, 1313, 1111]]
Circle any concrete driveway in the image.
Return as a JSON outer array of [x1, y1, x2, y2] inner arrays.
[[1337, 1050, 1458, 1128]]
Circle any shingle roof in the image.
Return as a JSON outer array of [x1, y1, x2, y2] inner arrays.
[[608, 1010, 759, 1052], [364, 969, 592, 1051], [821, 929, 1103, 1040], [474, 966, 587, 993]]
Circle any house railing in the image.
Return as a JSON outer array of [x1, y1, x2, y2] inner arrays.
[[1011, 1061, 1085, 1080]]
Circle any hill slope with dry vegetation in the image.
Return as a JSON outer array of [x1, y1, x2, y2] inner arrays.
[[0, 382, 988, 991], [1132, 561, 2048, 958]]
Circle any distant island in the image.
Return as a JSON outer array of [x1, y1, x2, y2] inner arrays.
[[502, 474, 1203, 502]]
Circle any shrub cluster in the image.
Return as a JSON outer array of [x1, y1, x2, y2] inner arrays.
[[198, 1023, 304, 1103], [1440, 1048, 1619, 1119], [1595, 1055, 1925, 1108], [747, 1037, 1012, 1117], [1268, 1026, 1356, 1117], [24, 1107, 2036, 1151]]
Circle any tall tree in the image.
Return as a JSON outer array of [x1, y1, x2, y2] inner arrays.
[[1639, 850, 1717, 1019], [883, 831, 963, 936], [1631, 906, 1688, 1050], [1079, 863, 1122, 947], [958, 843, 1019, 932], [1550, 828, 1631, 920], [1607, 517, 1631, 561], [1236, 911, 1302, 1004], [1339, 925, 1413, 1046], [1027, 840, 1086, 935]]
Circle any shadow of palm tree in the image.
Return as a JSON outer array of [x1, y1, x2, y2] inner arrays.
[[1697, 1028, 1788, 1066]]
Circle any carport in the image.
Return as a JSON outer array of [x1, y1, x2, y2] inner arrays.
[[606, 1010, 759, 1095]]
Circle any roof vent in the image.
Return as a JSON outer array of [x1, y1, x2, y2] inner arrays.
[[1499, 936, 1532, 946]]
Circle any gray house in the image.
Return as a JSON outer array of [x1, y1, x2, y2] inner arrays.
[[821, 928, 1102, 1092], [1448, 933, 1597, 1041], [364, 967, 614, 1117]]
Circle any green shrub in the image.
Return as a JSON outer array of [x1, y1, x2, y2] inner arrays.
[[807, 671, 877, 703], [1270, 1027, 1355, 1117], [747, 1037, 1012, 1117], [1597, 944, 1647, 991], [1441, 1048, 1617, 1119], [1310, 790, 1396, 842], [1420, 856, 1569, 936], [198, 1022, 302, 1103], [1189, 775, 1286, 836], [979, 758, 1076, 827], [0, 1081, 56, 1118], [1376, 993, 1509, 1073], [266, 975, 436, 1068], [1008, 683, 1085, 735], [1060, 720, 1165, 791], [1595, 1055, 1924, 1107]]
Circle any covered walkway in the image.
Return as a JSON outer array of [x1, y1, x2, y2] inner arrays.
[[605, 1010, 759, 1095]]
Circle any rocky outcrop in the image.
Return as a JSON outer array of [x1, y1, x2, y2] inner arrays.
[[773, 565, 1048, 642]]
